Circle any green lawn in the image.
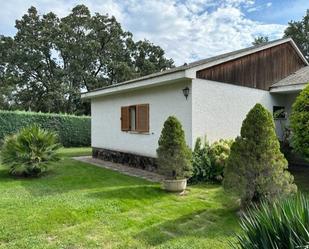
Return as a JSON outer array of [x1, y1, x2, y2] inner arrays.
[[0, 148, 240, 249], [0, 148, 307, 249]]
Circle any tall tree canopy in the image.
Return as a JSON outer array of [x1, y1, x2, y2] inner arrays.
[[0, 5, 174, 114], [252, 36, 269, 46], [284, 9, 309, 59]]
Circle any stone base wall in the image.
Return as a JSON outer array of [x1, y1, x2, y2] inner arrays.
[[92, 147, 157, 172]]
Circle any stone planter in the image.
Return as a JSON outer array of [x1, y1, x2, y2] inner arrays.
[[162, 179, 187, 192]]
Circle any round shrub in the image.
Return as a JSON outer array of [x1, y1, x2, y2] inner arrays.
[[156, 116, 192, 180], [235, 194, 309, 248], [290, 84, 309, 160], [0, 125, 62, 177], [223, 104, 297, 207], [210, 139, 234, 181]]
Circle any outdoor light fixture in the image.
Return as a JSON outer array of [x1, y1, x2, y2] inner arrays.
[[182, 87, 190, 100]]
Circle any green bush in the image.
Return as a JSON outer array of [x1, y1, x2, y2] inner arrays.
[[210, 139, 234, 181], [1, 125, 62, 176], [290, 84, 309, 160], [156, 116, 192, 180], [190, 137, 212, 183], [234, 194, 309, 248], [223, 104, 297, 207], [0, 110, 90, 147]]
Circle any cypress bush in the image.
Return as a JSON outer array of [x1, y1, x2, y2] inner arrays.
[[1, 125, 62, 176], [223, 104, 297, 207], [156, 116, 192, 180], [0, 110, 90, 147], [290, 83, 309, 160], [234, 194, 309, 248], [190, 137, 212, 183]]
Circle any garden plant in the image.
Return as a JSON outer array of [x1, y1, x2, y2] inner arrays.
[[1, 125, 62, 176], [223, 104, 297, 207]]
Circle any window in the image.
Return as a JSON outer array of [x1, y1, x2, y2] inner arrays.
[[273, 106, 286, 119], [121, 104, 149, 132]]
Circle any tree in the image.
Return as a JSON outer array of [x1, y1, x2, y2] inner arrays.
[[156, 116, 192, 180], [223, 104, 297, 207], [0, 5, 174, 114], [252, 36, 269, 46], [290, 84, 309, 160], [284, 9, 309, 59]]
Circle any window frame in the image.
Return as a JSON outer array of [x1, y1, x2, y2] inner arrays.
[[121, 104, 149, 133]]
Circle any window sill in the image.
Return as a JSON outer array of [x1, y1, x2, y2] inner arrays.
[[123, 131, 152, 135]]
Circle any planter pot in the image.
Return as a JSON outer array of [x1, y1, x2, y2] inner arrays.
[[162, 179, 187, 192]]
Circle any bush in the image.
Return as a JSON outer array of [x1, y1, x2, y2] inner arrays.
[[210, 139, 234, 181], [290, 84, 309, 160], [190, 137, 212, 183], [234, 194, 309, 248], [0, 125, 62, 176], [0, 110, 90, 147], [156, 116, 192, 180], [223, 104, 297, 207]]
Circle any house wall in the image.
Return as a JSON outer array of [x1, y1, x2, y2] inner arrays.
[[196, 43, 305, 90], [91, 80, 192, 158], [191, 78, 287, 144]]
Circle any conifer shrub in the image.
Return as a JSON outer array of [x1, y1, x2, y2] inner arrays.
[[290, 84, 309, 160], [223, 104, 297, 207], [1, 125, 62, 177], [190, 137, 212, 183], [156, 116, 192, 180]]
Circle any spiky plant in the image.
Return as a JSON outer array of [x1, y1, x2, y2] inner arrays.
[[0, 125, 62, 176], [234, 194, 309, 248]]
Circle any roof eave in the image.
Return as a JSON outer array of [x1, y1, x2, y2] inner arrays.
[[270, 83, 307, 93], [81, 70, 190, 99]]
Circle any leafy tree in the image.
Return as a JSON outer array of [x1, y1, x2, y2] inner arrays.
[[252, 36, 269, 46], [156, 116, 192, 180], [290, 84, 309, 160], [0, 5, 174, 114], [1, 125, 62, 177], [223, 104, 297, 207], [284, 9, 309, 59]]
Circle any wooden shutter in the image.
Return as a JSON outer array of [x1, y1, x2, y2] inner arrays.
[[136, 104, 149, 132], [121, 106, 130, 131]]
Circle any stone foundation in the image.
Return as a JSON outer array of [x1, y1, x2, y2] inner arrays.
[[92, 147, 157, 172]]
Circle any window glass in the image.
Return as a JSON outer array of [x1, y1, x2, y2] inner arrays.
[[129, 106, 136, 130]]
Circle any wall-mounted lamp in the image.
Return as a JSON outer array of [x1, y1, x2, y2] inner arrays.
[[182, 87, 190, 100]]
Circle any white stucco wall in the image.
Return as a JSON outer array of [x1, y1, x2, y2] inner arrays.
[[91, 80, 192, 157], [191, 79, 288, 144]]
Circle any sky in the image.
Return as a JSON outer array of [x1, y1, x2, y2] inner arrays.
[[0, 0, 308, 65]]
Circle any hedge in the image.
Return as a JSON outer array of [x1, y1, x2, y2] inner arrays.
[[0, 110, 91, 147]]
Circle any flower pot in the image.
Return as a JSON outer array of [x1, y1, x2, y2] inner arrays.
[[162, 179, 187, 192]]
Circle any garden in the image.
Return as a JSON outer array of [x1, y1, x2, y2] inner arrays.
[[0, 85, 308, 248]]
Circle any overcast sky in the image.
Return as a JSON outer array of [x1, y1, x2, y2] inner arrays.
[[0, 0, 308, 65]]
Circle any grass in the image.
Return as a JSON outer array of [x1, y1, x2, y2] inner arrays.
[[0, 148, 240, 249], [0, 148, 307, 249]]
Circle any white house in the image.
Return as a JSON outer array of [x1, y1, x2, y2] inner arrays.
[[82, 38, 309, 170]]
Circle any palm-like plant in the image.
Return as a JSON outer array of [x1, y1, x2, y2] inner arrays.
[[1, 125, 62, 176], [235, 194, 309, 248]]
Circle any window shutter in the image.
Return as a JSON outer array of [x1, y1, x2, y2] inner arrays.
[[136, 104, 149, 132], [121, 106, 130, 131]]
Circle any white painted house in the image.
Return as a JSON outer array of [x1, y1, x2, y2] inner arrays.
[[82, 38, 309, 170]]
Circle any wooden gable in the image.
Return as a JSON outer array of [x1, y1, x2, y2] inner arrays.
[[196, 43, 306, 90]]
